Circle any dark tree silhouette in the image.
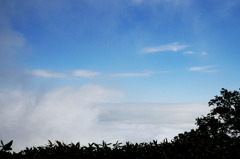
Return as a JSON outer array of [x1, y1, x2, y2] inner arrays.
[[196, 88, 240, 137]]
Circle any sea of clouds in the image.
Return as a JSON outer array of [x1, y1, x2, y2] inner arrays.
[[0, 84, 209, 152]]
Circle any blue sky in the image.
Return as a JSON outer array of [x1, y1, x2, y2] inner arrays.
[[1, 0, 240, 151]]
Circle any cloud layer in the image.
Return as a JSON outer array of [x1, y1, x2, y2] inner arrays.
[[0, 84, 209, 152], [0, 84, 124, 151]]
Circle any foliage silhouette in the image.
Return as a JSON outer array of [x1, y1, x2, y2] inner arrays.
[[0, 140, 13, 152], [0, 140, 13, 159], [196, 88, 240, 137]]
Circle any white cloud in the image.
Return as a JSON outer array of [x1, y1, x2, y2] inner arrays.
[[188, 66, 217, 72], [72, 70, 101, 78], [141, 42, 188, 53], [112, 71, 152, 77], [31, 69, 101, 79], [0, 84, 124, 152], [32, 69, 66, 78], [183, 51, 194, 55], [0, 84, 210, 152]]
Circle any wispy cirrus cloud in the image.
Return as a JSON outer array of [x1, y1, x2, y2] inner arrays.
[[141, 42, 188, 54], [111, 71, 153, 77], [72, 70, 101, 78], [183, 51, 195, 55], [188, 66, 217, 72], [32, 69, 66, 78], [32, 69, 101, 79]]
